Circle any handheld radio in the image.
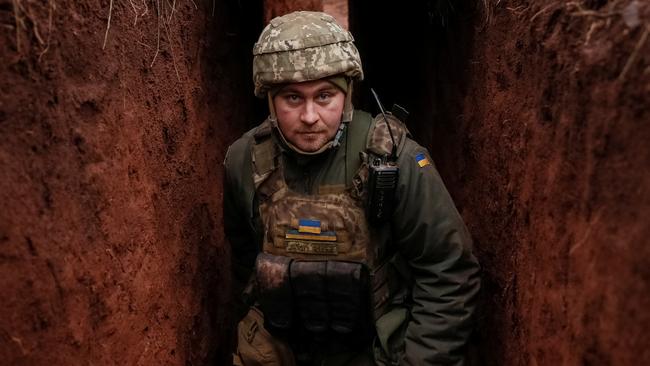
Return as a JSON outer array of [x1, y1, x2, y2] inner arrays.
[[367, 89, 400, 224]]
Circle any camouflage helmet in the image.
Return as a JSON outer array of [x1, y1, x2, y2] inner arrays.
[[252, 11, 364, 98]]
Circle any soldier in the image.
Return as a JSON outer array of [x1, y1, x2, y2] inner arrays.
[[224, 11, 480, 366]]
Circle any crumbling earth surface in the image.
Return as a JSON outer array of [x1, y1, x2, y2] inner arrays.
[[0, 0, 261, 364], [425, 1, 650, 365]]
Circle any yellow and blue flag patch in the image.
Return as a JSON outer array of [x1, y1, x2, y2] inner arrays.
[[285, 229, 337, 242], [287, 219, 337, 243], [298, 219, 321, 234], [415, 153, 430, 168]]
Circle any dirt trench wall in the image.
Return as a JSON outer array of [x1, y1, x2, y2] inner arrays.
[[352, 0, 649, 364], [438, 2, 650, 364], [0, 0, 261, 364]]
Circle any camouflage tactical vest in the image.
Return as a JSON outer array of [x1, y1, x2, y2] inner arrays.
[[251, 111, 409, 335]]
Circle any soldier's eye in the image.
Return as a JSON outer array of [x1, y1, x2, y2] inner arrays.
[[317, 92, 331, 101], [285, 94, 301, 103]]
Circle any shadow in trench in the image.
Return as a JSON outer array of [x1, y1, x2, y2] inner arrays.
[[197, 0, 265, 364], [350, 0, 478, 162], [349, 1, 485, 364]]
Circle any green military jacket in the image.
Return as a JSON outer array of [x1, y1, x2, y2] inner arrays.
[[223, 110, 480, 365]]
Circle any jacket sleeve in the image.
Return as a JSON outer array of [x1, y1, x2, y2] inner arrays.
[[392, 141, 481, 365], [223, 136, 259, 321]]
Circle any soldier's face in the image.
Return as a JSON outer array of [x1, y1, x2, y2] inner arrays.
[[273, 80, 345, 152]]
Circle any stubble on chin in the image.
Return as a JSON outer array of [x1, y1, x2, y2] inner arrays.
[[294, 133, 328, 152]]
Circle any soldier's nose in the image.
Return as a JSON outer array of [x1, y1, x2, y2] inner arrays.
[[300, 101, 319, 125]]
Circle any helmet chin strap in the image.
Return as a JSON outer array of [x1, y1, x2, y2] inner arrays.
[[332, 81, 354, 148], [341, 80, 354, 123], [266, 81, 354, 156], [267, 90, 279, 123]]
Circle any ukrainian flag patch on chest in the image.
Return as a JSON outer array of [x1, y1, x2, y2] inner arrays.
[[298, 219, 322, 234], [286, 219, 338, 255], [415, 153, 430, 168], [289, 219, 337, 241]]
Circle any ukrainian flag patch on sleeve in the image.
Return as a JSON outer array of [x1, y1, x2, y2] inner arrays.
[[415, 153, 430, 168]]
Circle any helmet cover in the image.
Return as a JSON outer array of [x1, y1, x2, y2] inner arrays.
[[252, 11, 364, 97]]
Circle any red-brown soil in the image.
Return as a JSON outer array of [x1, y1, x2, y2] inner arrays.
[[263, 0, 322, 23], [263, 0, 347, 29], [437, 2, 650, 364], [1, 0, 262, 364], [2, 0, 649, 365]]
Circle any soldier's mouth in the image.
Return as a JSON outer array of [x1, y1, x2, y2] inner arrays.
[[297, 131, 324, 137]]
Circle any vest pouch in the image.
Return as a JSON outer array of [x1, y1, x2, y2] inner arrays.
[[290, 261, 328, 333], [255, 253, 293, 330], [234, 307, 297, 366], [327, 261, 369, 334]]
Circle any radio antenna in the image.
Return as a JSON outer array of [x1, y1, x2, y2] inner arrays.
[[370, 88, 397, 160]]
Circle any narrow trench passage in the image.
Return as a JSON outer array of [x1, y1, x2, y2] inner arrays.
[[2, 0, 648, 365]]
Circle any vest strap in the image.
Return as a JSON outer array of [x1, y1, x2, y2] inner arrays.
[[252, 120, 278, 189], [345, 110, 373, 188]]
